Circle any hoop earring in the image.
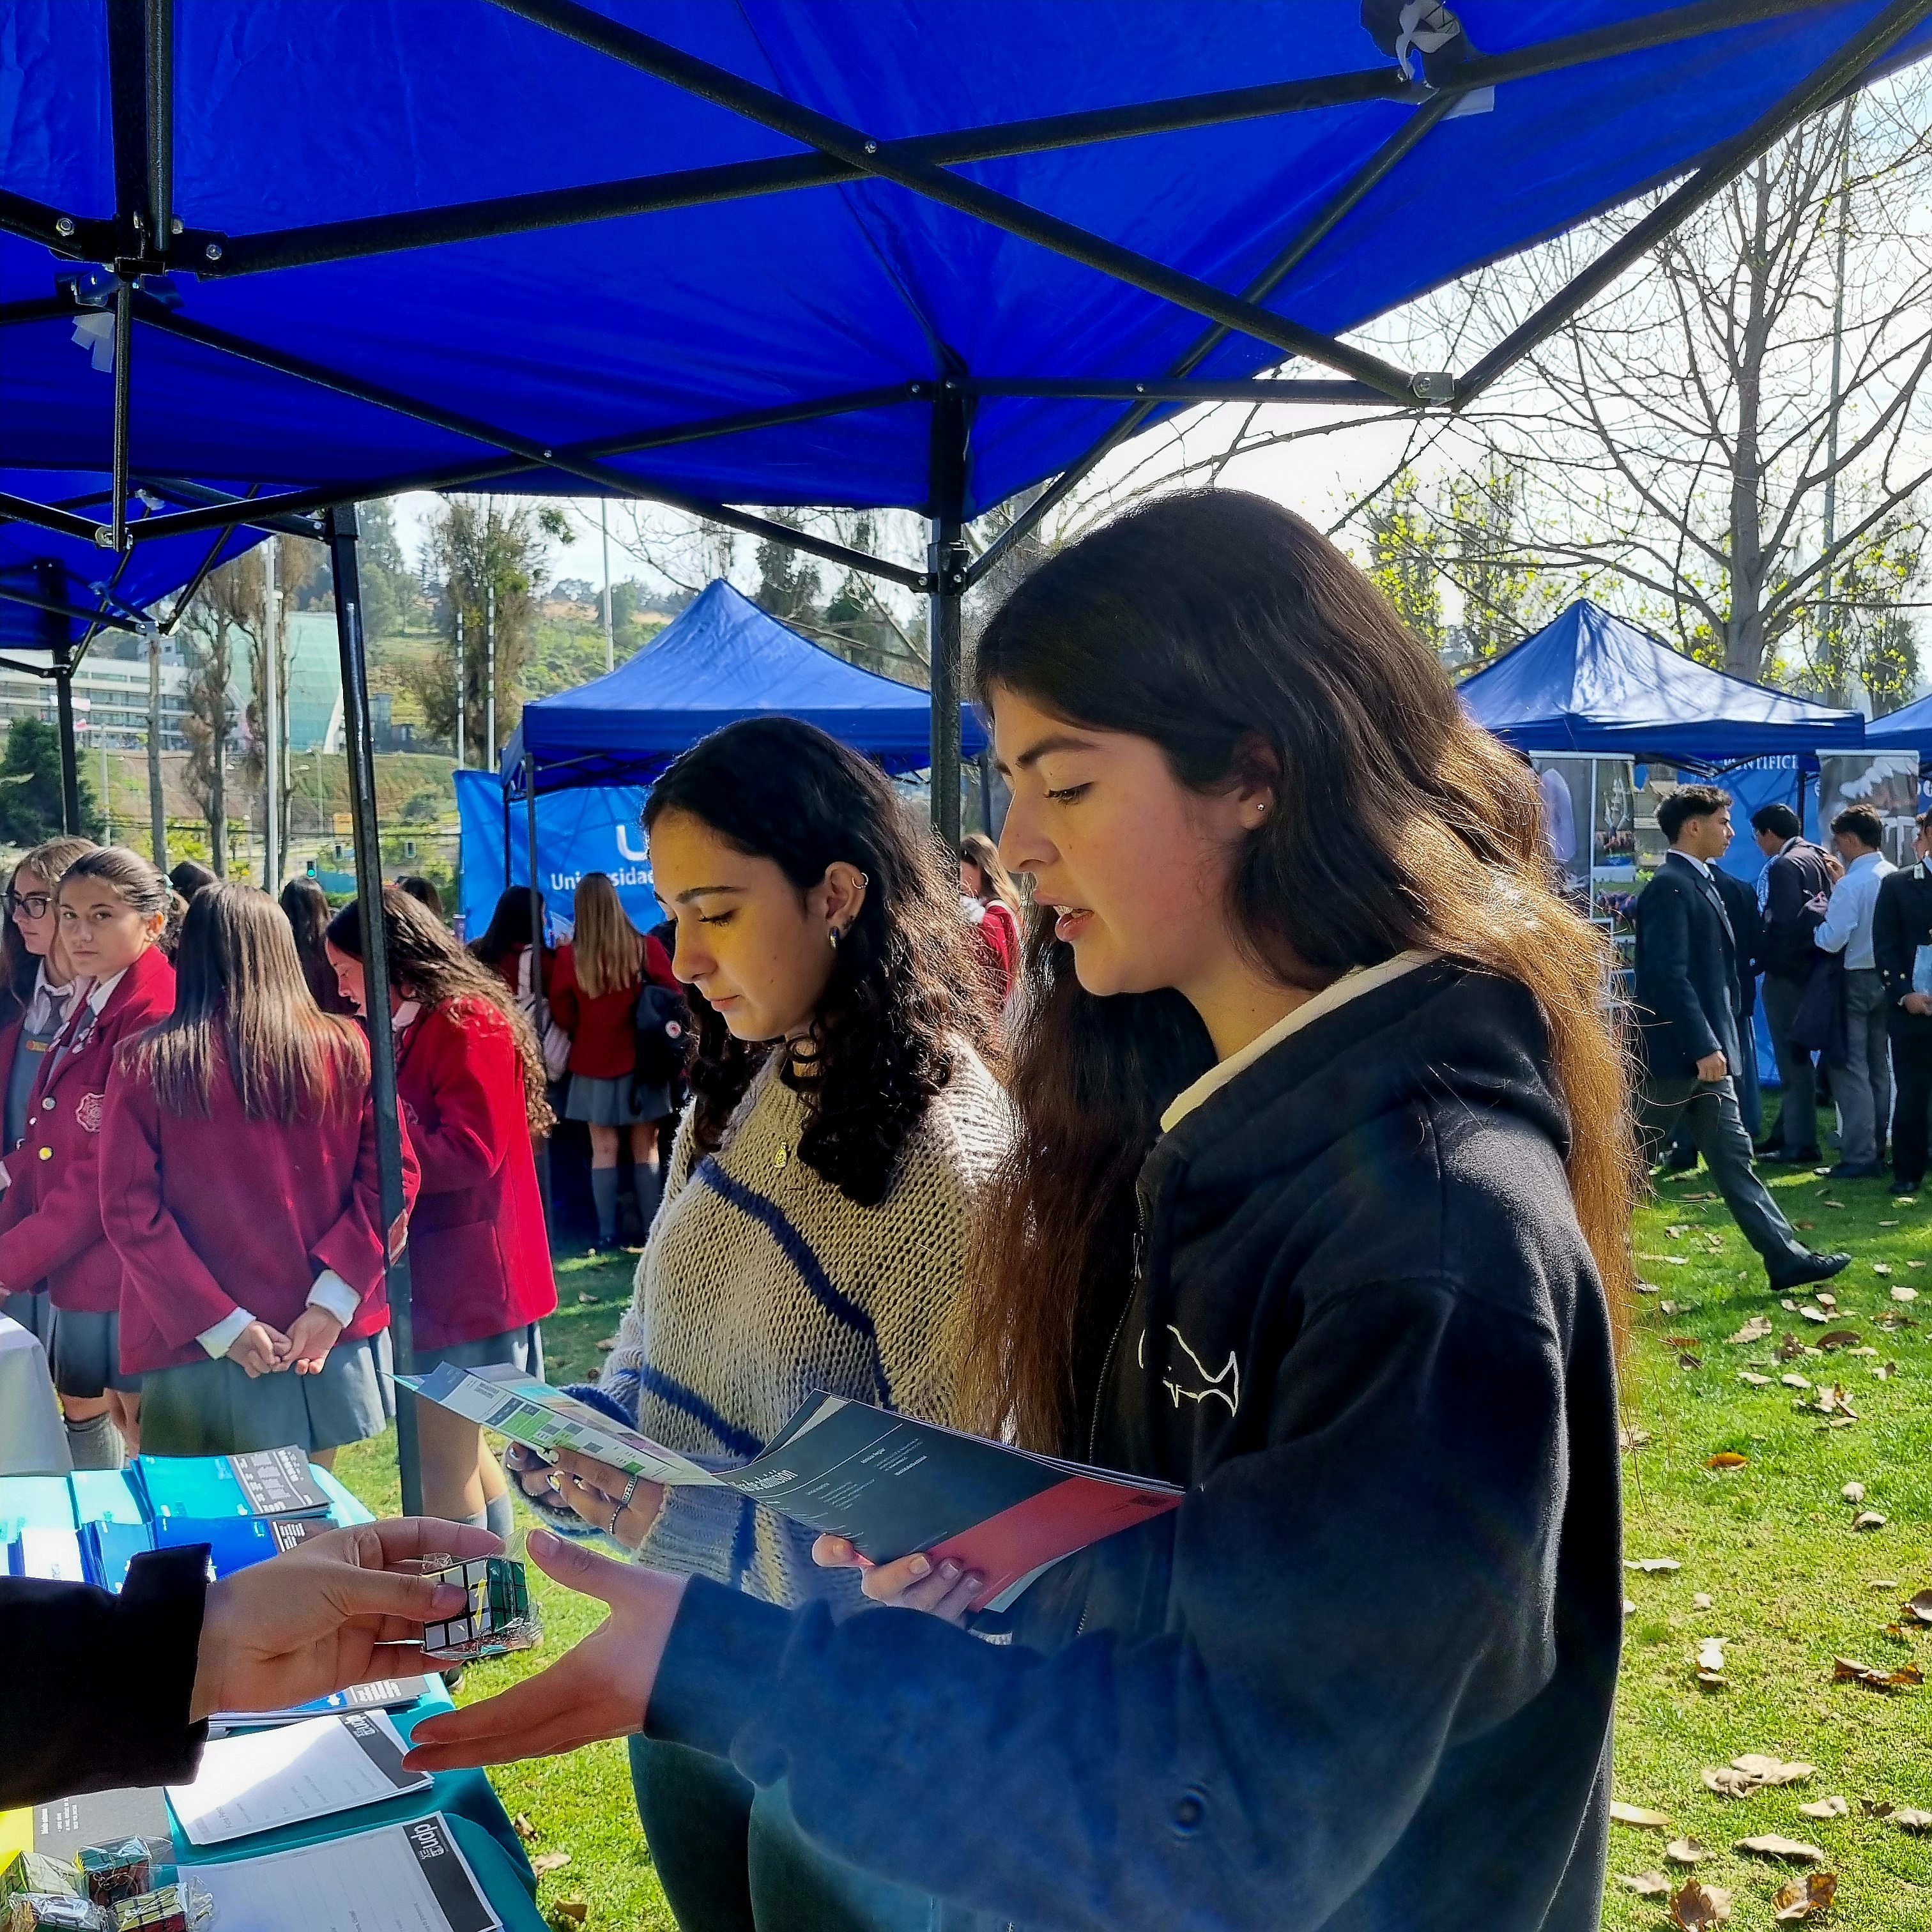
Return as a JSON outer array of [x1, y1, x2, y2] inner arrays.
[[829, 927, 841, 951]]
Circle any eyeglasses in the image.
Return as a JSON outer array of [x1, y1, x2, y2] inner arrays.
[[6, 891, 50, 920]]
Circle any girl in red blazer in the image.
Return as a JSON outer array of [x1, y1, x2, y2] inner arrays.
[[0, 848, 176, 1466], [549, 871, 678, 1248], [325, 888, 557, 1532], [102, 883, 420, 1463], [0, 836, 95, 1355]]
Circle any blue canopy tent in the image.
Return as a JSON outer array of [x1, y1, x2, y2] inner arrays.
[[1860, 688, 1932, 756], [1459, 598, 1865, 765], [502, 579, 986, 792], [0, 470, 266, 827], [8, 0, 1928, 1510]]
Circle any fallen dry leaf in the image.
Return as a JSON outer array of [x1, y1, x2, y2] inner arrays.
[[551, 1902, 586, 1926], [1618, 1873, 1671, 1896], [1848, 1344, 1881, 1356], [1624, 1598, 1637, 1614], [1637, 1280, 1660, 1294], [1671, 1878, 1731, 1929], [1853, 1511, 1889, 1531], [1862, 1800, 1895, 1818], [1814, 1384, 1858, 1418], [1911, 1260, 1926, 1268], [1736, 1835, 1827, 1864], [1738, 1371, 1774, 1386], [1817, 1328, 1862, 1351], [1728, 1314, 1773, 1346], [1706, 1452, 1747, 1469], [1666, 1224, 1692, 1238], [1894, 1808, 1932, 1830], [1893, 1284, 1920, 1302], [1779, 1332, 1805, 1358], [1797, 1797, 1849, 1820], [1821, 1199, 1846, 1208], [1880, 1218, 1900, 1225], [1694, 1592, 1713, 1609], [1661, 1300, 1680, 1314], [1904, 1589, 1932, 1625], [1698, 1639, 1726, 1671], [1611, 1800, 1672, 1828], [1816, 1291, 1837, 1308], [1871, 1263, 1892, 1276], [1833, 1656, 1923, 1689], [1678, 1353, 1703, 1370], [594, 1337, 615, 1351], [1885, 1623, 1910, 1641], [1843, 1482, 1866, 1503], [1872, 1360, 1898, 1379], [1667, 1335, 1699, 1348], [576, 1291, 596, 1304], [1731, 1756, 1816, 1787], [1771, 1872, 1838, 1922], [530, 1851, 572, 1874], [1666, 1838, 1710, 1866], [512, 1814, 538, 1841], [1627, 1558, 1682, 1573], [1799, 1307, 1829, 1324], [1703, 1767, 1761, 1798], [1782, 1373, 1813, 1389]]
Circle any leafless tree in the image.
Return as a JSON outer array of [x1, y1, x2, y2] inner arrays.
[[179, 551, 261, 875]]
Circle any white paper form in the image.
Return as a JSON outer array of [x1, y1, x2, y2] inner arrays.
[[188, 1814, 500, 1932], [166, 1711, 431, 1846]]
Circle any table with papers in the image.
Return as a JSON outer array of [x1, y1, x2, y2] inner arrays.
[[0, 1455, 543, 1932]]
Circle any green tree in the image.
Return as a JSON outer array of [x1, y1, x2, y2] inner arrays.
[[0, 717, 102, 846], [754, 511, 824, 625], [1440, 459, 1550, 664], [1361, 472, 1444, 651]]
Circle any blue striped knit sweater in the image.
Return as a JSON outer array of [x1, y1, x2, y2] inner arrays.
[[562, 1043, 1009, 1609]]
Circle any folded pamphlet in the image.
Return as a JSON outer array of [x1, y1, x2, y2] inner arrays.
[[206, 1676, 436, 1736], [400, 1365, 1183, 1611]]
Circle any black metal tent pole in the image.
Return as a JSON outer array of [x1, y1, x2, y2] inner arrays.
[[110, 0, 1839, 280], [323, 502, 424, 1518], [928, 384, 970, 850]]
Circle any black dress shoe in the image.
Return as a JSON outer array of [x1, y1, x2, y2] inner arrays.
[[1890, 1177, 1920, 1197], [1825, 1162, 1882, 1181], [1768, 1250, 1852, 1291], [1763, 1145, 1823, 1165]]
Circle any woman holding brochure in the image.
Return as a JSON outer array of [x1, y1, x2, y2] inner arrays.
[[499, 716, 1008, 1931], [410, 494, 1632, 1932], [101, 884, 416, 1461], [325, 889, 556, 1535]]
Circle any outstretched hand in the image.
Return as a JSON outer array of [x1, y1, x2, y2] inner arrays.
[[190, 1517, 501, 1720], [812, 1536, 981, 1623], [403, 1529, 687, 1772]]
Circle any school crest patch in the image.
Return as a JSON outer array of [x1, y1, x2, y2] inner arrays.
[[75, 1090, 106, 1133]]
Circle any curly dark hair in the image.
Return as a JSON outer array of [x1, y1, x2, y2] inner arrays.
[[643, 717, 995, 1208]]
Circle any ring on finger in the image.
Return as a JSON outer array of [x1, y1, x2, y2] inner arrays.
[[619, 1472, 642, 1510], [608, 1502, 624, 1537]]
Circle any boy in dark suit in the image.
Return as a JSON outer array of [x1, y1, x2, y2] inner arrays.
[[1873, 811, 1932, 1197], [1634, 785, 1848, 1291], [1751, 802, 1834, 1162]]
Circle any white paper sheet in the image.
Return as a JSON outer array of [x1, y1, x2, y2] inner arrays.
[[188, 1814, 499, 1932], [166, 1711, 431, 1846]]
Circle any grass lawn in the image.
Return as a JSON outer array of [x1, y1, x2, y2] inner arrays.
[[334, 1176, 1931, 1930]]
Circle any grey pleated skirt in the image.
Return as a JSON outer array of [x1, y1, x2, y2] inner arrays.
[[565, 1072, 671, 1125], [410, 1322, 543, 1379], [49, 1306, 142, 1398], [137, 1330, 395, 1456]]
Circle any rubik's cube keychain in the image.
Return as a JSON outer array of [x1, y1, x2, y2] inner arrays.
[[418, 1553, 542, 1664]]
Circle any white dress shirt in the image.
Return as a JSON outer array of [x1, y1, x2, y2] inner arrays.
[[1814, 847, 1894, 972]]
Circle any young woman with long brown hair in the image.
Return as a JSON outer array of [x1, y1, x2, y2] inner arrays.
[[325, 889, 556, 1532], [0, 836, 95, 1353], [549, 870, 678, 1248], [0, 849, 178, 1466], [412, 493, 1635, 1932], [102, 883, 415, 1462], [957, 829, 1022, 1002]]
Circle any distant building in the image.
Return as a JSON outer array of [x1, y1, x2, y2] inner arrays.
[[0, 650, 192, 750], [228, 610, 346, 753]]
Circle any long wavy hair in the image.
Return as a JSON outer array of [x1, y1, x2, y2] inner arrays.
[[125, 882, 367, 1121], [326, 888, 555, 1137], [959, 831, 1023, 917], [965, 491, 1638, 1452], [642, 716, 994, 1208], [3, 835, 95, 1020]]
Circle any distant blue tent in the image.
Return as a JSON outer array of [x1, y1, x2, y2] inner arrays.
[[1458, 599, 1864, 767], [1860, 690, 1932, 758], [502, 579, 986, 794]]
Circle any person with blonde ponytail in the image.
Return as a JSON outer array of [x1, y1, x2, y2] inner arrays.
[[410, 493, 1635, 1932]]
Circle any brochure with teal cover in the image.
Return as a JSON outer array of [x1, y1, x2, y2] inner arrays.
[[133, 1447, 332, 1526], [0, 1474, 79, 1540], [68, 1467, 145, 1526]]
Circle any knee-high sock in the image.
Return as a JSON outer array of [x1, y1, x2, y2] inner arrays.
[[484, 1491, 514, 1543], [632, 1163, 663, 1240], [65, 1411, 123, 1469], [590, 1167, 619, 1245]]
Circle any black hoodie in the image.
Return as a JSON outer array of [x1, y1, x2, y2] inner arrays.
[[648, 960, 1623, 1932]]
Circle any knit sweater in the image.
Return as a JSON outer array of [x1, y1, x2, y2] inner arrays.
[[545, 1043, 1009, 1610]]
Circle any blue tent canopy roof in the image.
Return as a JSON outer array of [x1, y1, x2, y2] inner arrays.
[[1861, 690, 1932, 756], [3, 2, 1928, 533], [1458, 599, 1864, 763], [503, 578, 986, 792]]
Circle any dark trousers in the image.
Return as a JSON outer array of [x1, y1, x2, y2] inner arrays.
[[629, 1735, 950, 1932], [1760, 972, 1818, 1153], [1638, 1075, 1811, 1277], [1889, 1022, 1932, 1189]]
